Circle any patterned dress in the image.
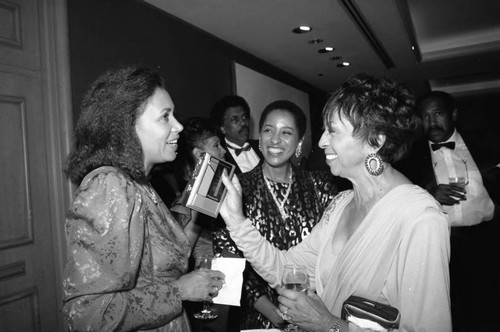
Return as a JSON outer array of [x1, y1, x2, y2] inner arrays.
[[63, 166, 192, 331], [212, 164, 338, 329]]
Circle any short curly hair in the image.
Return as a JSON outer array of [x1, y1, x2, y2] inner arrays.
[[210, 95, 250, 129], [66, 66, 166, 185], [416, 90, 456, 115], [259, 100, 307, 139], [322, 73, 417, 164]]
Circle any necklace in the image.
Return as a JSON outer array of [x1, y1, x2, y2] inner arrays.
[[263, 168, 293, 220], [143, 184, 158, 205]]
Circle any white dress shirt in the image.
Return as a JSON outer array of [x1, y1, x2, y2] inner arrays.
[[430, 130, 494, 226], [225, 138, 260, 173]]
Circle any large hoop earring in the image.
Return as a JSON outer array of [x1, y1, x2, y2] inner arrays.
[[295, 143, 302, 158], [365, 153, 384, 176]]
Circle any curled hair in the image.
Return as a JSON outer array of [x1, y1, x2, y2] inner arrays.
[[210, 95, 250, 129], [259, 100, 307, 139], [175, 117, 218, 181], [66, 66, 166, 185], [322, 73, 417, 163], [416, 90, 456, 115]]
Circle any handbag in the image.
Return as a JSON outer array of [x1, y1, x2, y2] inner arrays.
[[341, 296, 400, 331]]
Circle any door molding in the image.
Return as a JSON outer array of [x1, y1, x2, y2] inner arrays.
[[38, 0, 73, 329]]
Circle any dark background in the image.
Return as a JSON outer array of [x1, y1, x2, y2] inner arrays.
[[67, 0, 328, 145], [67, 0, 500, 152]]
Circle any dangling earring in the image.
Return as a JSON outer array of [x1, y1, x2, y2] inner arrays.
[[365, 153, 384, 176], [295, 142, 302, 158]]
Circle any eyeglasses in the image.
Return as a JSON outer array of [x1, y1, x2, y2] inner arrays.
[[433, 159, 469, 186], [225, 113, 249, 124]]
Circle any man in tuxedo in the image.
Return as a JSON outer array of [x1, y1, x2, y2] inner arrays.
[[398, 91, 499, 331], [210, 95, 262, 174]]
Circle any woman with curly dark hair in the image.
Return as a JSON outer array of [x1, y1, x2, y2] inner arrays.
[[219, 74, 451, 331], [63, 66, 225, 332]]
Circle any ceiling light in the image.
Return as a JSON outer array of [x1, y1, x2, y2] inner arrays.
[[308, 38, 323, 44], [318, 47, 335, 53], [336, 62, 351, 68], [330, 56, 342, 60], [293, 25, 312, 33]]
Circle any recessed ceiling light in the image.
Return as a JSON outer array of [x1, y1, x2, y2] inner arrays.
[[318, 73, 324, 77], [330, 56, 342, 60], [318, 47, 335, 53], [293, 25, 312, 33], [336, 62, 351, 67], [308, 38, 323, 44]]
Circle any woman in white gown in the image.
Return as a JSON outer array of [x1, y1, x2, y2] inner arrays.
[[219, 74, 451, 332]]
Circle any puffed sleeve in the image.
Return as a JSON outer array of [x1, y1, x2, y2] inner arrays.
[[63, 170, 183, 331]]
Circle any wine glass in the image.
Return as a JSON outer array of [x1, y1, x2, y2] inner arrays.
[[281, 265, 309, 332], [193, 254, 218, 320]]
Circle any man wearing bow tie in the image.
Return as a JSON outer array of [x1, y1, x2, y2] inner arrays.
[[397, 91, 499, 330], [405, 91, 495, 225], [211, 95, 262, 174]]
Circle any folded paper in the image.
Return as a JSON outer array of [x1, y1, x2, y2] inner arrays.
[[211, 257, 246, 306]]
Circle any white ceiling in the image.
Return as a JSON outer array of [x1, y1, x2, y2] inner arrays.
[[144, 0, 500, 96]]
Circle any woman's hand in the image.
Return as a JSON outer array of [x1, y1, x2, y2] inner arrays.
[[276, 287, 338, 332], [173, 269, 225, 302], [219, 172, 246, 227]]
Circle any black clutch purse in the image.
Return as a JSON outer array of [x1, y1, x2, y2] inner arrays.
[[341, 296, 400, 331]]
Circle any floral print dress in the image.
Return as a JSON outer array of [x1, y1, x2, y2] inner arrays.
[[63, 167, 192, 331]]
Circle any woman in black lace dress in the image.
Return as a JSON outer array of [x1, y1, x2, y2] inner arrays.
[[213, 100, 339, 329]]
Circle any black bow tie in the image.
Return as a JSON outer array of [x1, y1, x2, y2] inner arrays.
[[431, 142, 455, 151], [227, 144, 251, 156]]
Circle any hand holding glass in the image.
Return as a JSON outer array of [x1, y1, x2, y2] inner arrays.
[[193, 255, 218, 320], [448, 159, 469, 189], [281, 265, 309, 332]]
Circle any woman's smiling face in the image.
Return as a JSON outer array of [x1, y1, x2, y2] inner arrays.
[[259, 109, 301, 168], [318, 111, 365, 178], [135, 88, 183, 174]]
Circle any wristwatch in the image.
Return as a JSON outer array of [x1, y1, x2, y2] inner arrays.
[[328, 319, 344, 332]]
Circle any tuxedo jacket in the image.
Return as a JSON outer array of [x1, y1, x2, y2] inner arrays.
[[220, 139, 263, 175], [396, 130, 499, 206]]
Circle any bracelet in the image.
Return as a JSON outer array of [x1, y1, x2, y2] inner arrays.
[[327, 319, 344, 332]]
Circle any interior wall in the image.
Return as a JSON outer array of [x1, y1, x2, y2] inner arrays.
[[67, 0, 326, 135]]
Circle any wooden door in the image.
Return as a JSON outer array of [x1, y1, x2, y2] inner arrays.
[[0, 0, 72, 331]]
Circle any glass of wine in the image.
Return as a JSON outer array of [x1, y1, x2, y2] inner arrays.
[[281, 265, 309, 332], [193, 254, 218, 320]]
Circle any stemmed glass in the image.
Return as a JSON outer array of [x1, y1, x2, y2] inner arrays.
[[281, 265, 309, 332], [193, 254, 218, 320]]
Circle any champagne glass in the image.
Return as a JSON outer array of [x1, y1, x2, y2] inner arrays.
[[193, 254, 218, 320], [281, 265, 309, 332]]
